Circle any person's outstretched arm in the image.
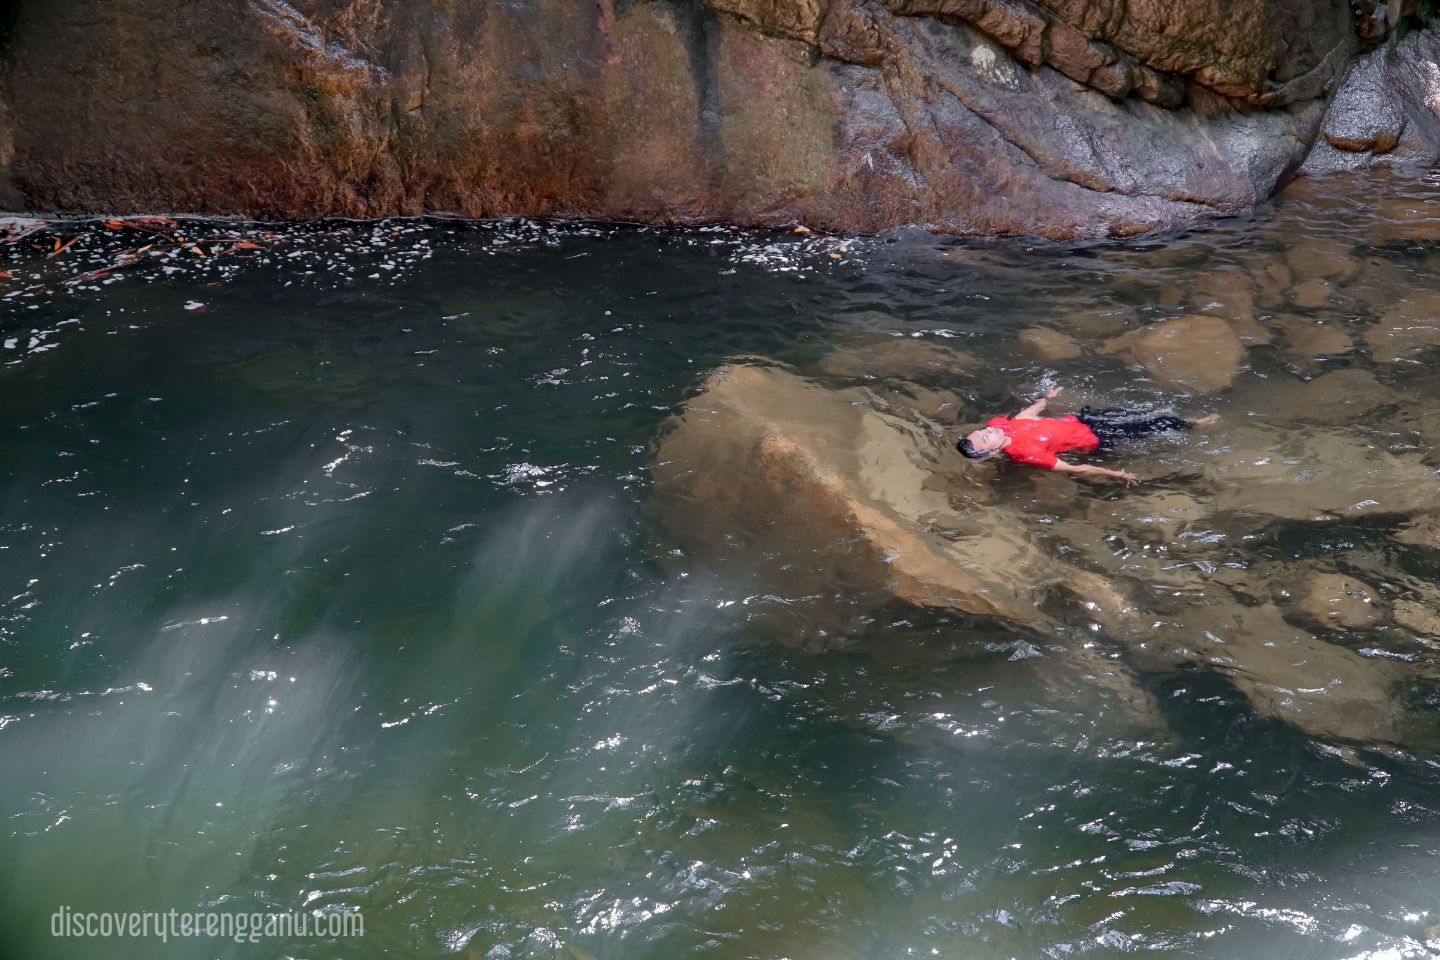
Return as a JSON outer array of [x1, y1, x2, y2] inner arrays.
[[1015, 384, 1062, 420], [1051, 459, 1138, 485]]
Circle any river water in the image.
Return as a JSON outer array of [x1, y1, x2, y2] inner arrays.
[[4, 169, 1440, 959]]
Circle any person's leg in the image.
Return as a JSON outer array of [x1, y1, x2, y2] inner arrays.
[[1078, 408, 1192, 443]]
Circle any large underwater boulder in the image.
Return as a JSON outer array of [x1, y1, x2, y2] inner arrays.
[[0, 0, 1424, 237], [1097, 315, 1246, 393]]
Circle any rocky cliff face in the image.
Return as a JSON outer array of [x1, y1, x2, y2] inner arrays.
[[0, 0, 1428, 237], [1303, 22, 1440, 176]]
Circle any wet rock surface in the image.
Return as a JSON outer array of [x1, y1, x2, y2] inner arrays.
[[0, 0, 1419, 237], [1300, 26, 1440, 177]]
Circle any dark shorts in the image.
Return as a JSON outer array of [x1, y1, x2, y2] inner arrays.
[[1076, 407, 1190, 450]]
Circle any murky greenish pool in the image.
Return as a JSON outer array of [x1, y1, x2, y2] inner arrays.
[[6, 169, 1440, 959]]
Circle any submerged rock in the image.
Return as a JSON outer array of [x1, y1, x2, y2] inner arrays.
[[1271, 317, 1355, 363], [1017, 326, 1083, 362], [1191, 269, 1257, 321], [1289, 277, 1335, 309], [1247, 258, 1295, 306], [1237, 368, 1396, 423], [1199, 423, 1440, 520], [1284, 237, 1362, 282], [1393, 514, 1440, 549], [1190, 272, 1274, 345], [1171, 603, 1407, 745], [1395, 599, 1440, 641], [1085, 489, 1209, 543], [816, 339, 977, 380], [1058, 308, 1133, 340], [1296, 572, 1387, 629], [1366, 292, 1440, 363], [1098, 315, 1246, 393]]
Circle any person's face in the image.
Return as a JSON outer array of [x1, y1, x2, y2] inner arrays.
[[965, 426, 1007, 458]]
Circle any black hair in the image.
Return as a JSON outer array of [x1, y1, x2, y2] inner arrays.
[[957, 437, 985, 460]]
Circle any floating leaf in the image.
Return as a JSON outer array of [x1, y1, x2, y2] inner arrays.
[[47, 236, 81, 259]]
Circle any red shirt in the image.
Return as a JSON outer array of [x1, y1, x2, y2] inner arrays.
[[988, 416, 1100, 470]]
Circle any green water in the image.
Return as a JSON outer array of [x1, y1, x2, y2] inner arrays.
[[5, 175, 1440, 959]]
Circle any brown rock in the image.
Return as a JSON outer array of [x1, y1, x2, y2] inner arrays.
[[1201, 422, 1440, 520], [1393, 514, 1440, 548], [1366, 291, 1440, 363], [1272, 368, 1394, 421], [1158, 284, 1187, 308], [1343, 255, 1414, 316], [1289, 277, 1334, 309], [1191, 268, 1257, 320], [1297, 572, 1386, 628], [1247, 258, 1295, 305], [1192, 269, 1272, 344], [1175, 602, 1405, 745], [1272, 316, 1354, 360], [1284, 237, 1362, 281], [1394, 599, 1440, 639], [1370, 195, 1440, 244], [1098, 314, 1246, 393], [1017, 326, 1082, 361], [816, 339, 977, 380], [1060, 308, 1132, 340], [1228, 315, 1275, 347]]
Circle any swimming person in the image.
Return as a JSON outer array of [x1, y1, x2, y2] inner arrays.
[[956, 385, 1217, 485]]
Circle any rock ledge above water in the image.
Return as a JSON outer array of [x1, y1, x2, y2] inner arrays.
[[2, 0, 1433, 237]]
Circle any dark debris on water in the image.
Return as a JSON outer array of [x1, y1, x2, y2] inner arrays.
[[0, 215, 866, 364]]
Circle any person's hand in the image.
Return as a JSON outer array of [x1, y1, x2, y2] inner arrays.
[[1043, 384, 1063, 400], [1116, 470, 1139, 487]]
